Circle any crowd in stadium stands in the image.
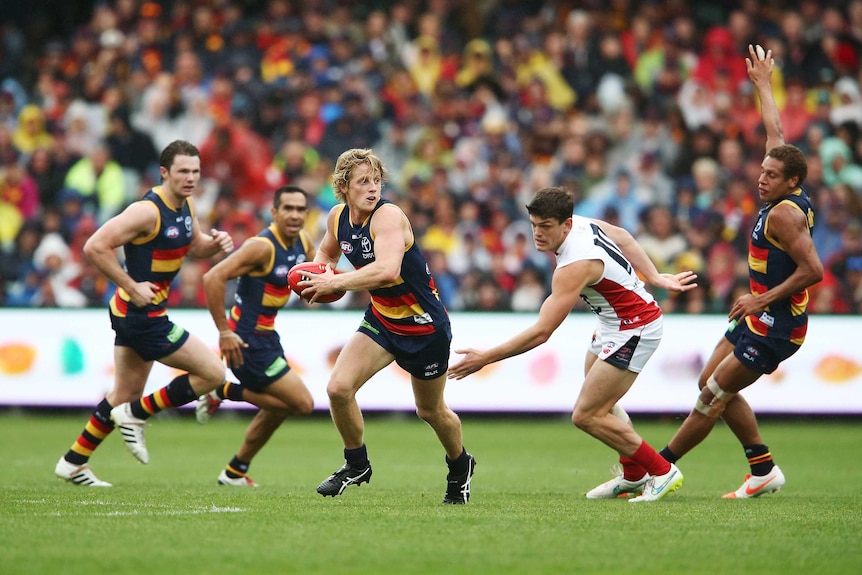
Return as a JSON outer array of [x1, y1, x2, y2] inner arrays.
[[1, 0, 861, 315]]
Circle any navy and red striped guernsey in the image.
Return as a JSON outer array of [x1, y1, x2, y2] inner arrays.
[[746, 188, 814, 344], [335, 199, 449, 337], [228, 224, 312, 335], [109, 186, 193, 319]]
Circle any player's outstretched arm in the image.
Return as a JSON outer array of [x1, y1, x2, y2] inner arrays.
[[449, 261, 591, 380], [591, 218, 697, 292]]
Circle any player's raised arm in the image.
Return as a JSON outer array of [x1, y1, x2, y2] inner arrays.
[[747, 44, 783, 152]]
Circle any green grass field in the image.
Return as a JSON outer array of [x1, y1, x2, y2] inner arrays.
[[2, 411, 860, 575]]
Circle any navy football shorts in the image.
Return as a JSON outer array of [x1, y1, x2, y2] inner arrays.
[[357, 309, 451, 380], [726, 319, 801, 374], [231, 332, 291, 391], [111, 312, 189, 362]]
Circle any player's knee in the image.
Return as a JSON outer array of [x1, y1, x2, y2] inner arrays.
[[198, 360, 226, 389], [325, 378, 354, 405], [571, 409, 596, 432], [415, 404, 444, 425], [693, 375, 734, 418]]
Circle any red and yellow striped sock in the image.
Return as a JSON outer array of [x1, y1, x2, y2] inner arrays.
[[64, 399, 115, 465], [744, 444, 775, 476], [212, 381, 243, 401], [130, 374, 196, 419], [225, 456, 251, 479]]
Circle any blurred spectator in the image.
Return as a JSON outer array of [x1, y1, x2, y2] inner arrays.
[[815, 194, 853, 263], [637, 20, 696, 107], [372, 120, 412, 190], [690, 157, 723, 212], [199, 119, 274, 210], [632, 150, 676, 207], [637, 205, 688, 273], [168, 259, 208, 308], [67, 215, 109, 306], [26, 147, 68, 208], [780, 10, 833, 88], [705, 240, 740, 311], [12, 104, 54, 155], [62, 99, 104, 158], [105, 106, 159, 185], [780, 76, 817, 146], [317, 91, 380, 164], [133, 72, 213, 150], [420, 193, 459, 257], [576, 168, 648, 233], [561, 9, 599, 109], [719, 176, 759, 251], [502, 220, 549, 277], [510, 266, 546, 312], [456, 39, 495, 89], [677, 79, 716, 130], [0, 219, 41, 295], [270, 138, 319, 187], [0, 124, 19, 166], [53, 189, 87, 244], [0, 162, 39, 222], [0, 79, 26, 131], [426, 249, 459, 310], [826, 221, 862, 314], [820, 136, 862, 189], [29, 232, 87, 307], [63, 142, 127, 223], [691, 27, 747, 97], [513, 33, 576, 113], [830, 77, 862, 129], [405, 35, 444, 99], [400, 128, 454, 189], [364, 10, 401, 69], [466, 272, 510, 311]]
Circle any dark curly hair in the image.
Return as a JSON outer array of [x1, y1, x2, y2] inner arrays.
[[767, 144, 807, 187]]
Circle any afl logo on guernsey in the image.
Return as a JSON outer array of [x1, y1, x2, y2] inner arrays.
[[275, 265, 289, 277], [166, 226, 180, 238], [340, 241, 353, 254]]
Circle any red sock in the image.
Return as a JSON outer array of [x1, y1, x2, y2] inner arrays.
[[630, 441, 672, 476], [619, 456, 648, 480]]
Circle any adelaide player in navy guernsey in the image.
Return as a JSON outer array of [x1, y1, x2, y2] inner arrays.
[[298, 148, 475, 504], [197, 186, 316, 487], [657, 45, 824, 499], [55, 140, 234, 486]]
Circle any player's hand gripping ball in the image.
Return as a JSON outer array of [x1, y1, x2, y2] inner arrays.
[[287, 262, 346, 303]]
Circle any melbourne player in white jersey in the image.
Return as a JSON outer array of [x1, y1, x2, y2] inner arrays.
[[559, 214, 663, 373], [449, 187, 698, 502]]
